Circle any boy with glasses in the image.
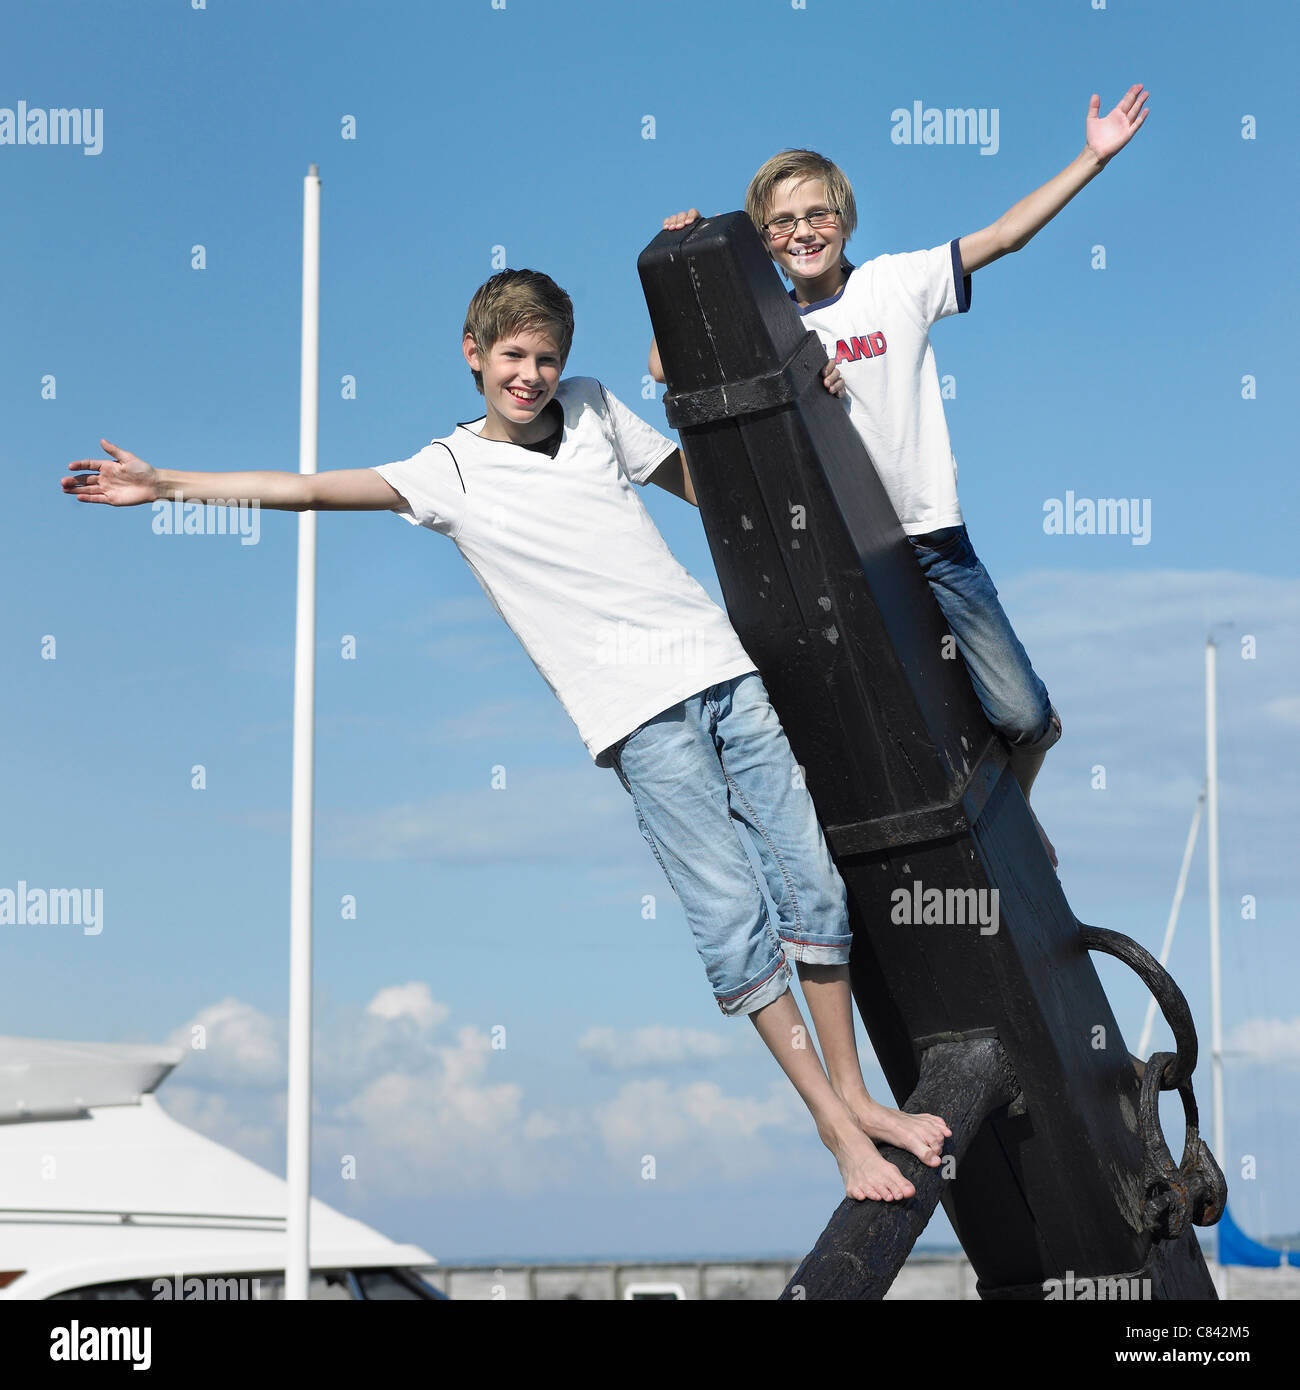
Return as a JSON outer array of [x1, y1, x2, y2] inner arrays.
[[650, 86, 1151, 867], [62, 267, 951, 1205]]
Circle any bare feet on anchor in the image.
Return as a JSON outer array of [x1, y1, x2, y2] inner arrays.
[[838, 1090, 952, 1168], [818, 1116, 917, 1202]]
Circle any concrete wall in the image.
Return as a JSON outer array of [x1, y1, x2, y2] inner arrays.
[[424, 1255, 1299, 1301]]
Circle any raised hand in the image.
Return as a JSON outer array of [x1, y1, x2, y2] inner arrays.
[[1087, 84, 1149, 164], [662, 207, 703, 231], [62, 439, 160, 507]]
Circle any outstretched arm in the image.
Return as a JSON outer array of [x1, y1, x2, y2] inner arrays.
[[958, 84, 1150, 274], [62, 439, 402, 511]]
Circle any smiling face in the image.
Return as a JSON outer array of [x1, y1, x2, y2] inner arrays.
[[463, 326, 565, 443], [764, 176, 849, 304]]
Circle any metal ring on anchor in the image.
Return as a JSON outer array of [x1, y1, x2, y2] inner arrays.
[[1078, 924, 1198, 1089], [1079, 925, 1227, 1238]]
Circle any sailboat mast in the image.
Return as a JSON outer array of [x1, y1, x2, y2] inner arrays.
[[1205, 635, 1225, 1166], [1137, 787, 1204, 1059]]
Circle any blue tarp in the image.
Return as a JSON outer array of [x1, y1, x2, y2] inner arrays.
[[1217, 1204, 1298, 1267]]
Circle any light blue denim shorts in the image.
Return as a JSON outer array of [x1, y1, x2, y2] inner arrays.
[[606, 672, 852, 1017], [909, 525, 1060, 754]]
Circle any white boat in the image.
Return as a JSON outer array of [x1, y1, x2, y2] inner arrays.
[[0, 1037, 446, 1300]]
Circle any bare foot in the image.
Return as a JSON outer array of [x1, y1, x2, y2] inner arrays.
[[817, 1117, 916, 1202], [839, 1091, 951, 1168]]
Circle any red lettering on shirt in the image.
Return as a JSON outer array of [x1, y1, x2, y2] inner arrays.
[[833, 332, 888, 365]]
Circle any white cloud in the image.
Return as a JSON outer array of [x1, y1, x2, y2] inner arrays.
[[319, 1039, 566, 1196], [157, 992, 575, 1195], [163, 997, 283, 1088], [592, 1078, 806, 1185], [365, 982, 448, 1033], [1226, 1015, 1300, 1067], [577, 1024, 739, 1070], [154, 988, 818, 1202]]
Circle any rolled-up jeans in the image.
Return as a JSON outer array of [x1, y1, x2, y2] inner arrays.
[[908, 525, 1061, 755], [605, 671, 852, 1017]]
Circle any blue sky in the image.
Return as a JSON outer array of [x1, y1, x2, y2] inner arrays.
[[4, 0, 1298, 1263]]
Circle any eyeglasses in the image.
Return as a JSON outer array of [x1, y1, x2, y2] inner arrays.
[[762, 208, 840, 241]]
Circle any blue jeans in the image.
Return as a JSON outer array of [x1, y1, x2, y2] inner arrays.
[[909, 526, 1060, 754], [606, 672, 851, 1017]]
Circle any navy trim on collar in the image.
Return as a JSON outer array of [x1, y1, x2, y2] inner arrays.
[[521, 400, 565, 457], [790, 260, 856, 315], [454, 397, 565, 455]]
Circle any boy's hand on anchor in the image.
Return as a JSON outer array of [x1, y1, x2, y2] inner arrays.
[[662, 207, 703, 231], [822, 362, 846, 397]]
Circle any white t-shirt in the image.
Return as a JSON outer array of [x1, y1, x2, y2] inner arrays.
[[796, 240, 971, 535], [372, 376, 758, 762]]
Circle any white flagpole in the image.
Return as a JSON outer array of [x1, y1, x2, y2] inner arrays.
[[1205, 635, 1225, 1167], [287, 163, 321, 1301]]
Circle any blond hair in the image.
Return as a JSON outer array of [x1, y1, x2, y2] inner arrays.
[[463, 269, 574, 394], [744, 149, 858, 258]]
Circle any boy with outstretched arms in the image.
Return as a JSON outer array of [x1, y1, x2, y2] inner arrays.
[[649, 86, 1151, 866], [62, 268, 950, 1203]]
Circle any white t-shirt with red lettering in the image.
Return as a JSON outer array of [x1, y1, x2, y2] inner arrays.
[[796, 240, 971, 535], [372, 376, 758, 762]]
